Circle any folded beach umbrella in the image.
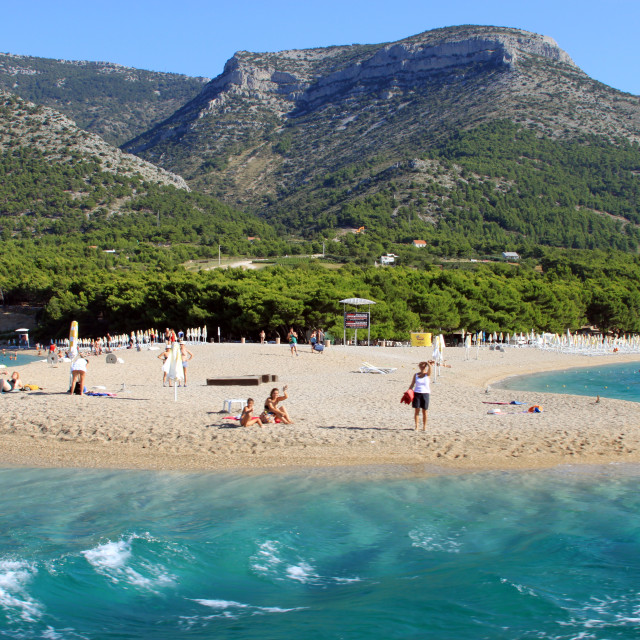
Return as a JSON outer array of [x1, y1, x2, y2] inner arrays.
[[168, 342, 184, 401]]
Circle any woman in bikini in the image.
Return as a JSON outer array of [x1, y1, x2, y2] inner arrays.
[[262, 386, 293, 424], [1, 371, 23, 392]]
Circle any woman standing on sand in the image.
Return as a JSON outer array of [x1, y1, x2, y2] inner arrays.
[[408, 361, 434, 431]]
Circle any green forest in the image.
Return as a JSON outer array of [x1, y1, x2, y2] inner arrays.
[[2, 241, 639, 341], [2, 119, 640, 341]]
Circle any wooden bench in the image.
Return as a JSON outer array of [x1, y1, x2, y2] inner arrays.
[[206, 374, 278, 386]]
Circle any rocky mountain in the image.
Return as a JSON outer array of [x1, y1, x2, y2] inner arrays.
[[122, 24, 640, 231], [0, 90, 188, 189], [0, 53, 208, 145]]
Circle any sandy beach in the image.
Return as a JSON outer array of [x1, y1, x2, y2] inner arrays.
[[1, 343, 639, 473]]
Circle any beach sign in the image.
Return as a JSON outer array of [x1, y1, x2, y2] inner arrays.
[[410, 333, 432, 347]]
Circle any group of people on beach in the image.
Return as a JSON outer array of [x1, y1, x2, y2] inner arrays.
[[240, 386, 293, 427], [286, 327, 325, 356], [158, 340, 194, 387]]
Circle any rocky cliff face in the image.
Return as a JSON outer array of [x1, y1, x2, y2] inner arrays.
[[122, 25, 640, 217]]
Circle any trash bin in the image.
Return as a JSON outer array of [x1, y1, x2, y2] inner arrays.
[[324, 340, 330, 348], [275, 337, 280, 344], [241, 338, 246, 344]]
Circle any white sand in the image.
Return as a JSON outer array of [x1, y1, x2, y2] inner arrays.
[[1, 343, 639, 473]]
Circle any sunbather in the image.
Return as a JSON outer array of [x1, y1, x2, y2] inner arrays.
[[240, 398, 263, 428], [0, 371, 23, 392], [261, 386, 293, 424]]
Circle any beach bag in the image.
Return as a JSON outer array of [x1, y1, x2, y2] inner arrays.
[[313, 343, 324, 352], [260, 411, 276, 424]]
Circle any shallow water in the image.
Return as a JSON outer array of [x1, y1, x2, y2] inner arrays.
[[1, 466, 640, 639], [0, 352, 40, 369], [497, 360, 640, 403]]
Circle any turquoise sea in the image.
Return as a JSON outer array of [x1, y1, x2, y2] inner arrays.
[[0, 352, 40, 369], [497, 360, 640, 403], [2, 465, 640, 639]]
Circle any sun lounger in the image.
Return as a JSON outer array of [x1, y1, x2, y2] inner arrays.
[[359, 362, 397, 374]]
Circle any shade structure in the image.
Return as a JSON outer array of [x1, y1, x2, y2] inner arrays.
[[340, 298, 376, 346], [339, 298, 377, 306]]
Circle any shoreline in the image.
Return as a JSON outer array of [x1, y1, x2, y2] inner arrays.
[[1, 344, 639, 474]]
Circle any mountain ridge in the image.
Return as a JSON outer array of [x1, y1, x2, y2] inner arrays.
[[121, 25, 640, 241], [0, 52, 208, 146]]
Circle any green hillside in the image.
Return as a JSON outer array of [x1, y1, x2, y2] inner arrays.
[[0, 53, 207, 145], [282, 122, 640, 258]]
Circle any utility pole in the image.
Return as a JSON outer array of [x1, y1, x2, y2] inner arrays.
[[218, 245, 221, 266]]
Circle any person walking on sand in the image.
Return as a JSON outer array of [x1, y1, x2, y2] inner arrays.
[[179, 341, 194, 387], [260, 330, 266, 345], [240, 398, 263, 428], [158, 344, 171, 386], [287, 328, 298, 357], [408, 360, 434, 431]]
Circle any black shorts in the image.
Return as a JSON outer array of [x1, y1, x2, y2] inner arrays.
[[412, 392, 430, 410]]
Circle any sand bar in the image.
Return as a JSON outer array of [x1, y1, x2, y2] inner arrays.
[[1, 343, 639, 473]]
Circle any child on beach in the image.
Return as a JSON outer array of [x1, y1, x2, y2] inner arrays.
[[240, 398, 263, 428]]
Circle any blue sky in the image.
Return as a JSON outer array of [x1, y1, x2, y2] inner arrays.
[[2, 0, 639, 95]]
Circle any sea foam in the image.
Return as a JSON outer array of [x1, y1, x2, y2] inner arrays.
[[0, 559, 42, 623]]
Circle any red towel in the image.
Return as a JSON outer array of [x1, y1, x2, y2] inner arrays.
[[400, 389, 414, 404]]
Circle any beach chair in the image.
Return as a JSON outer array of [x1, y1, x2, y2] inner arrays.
[[359, 362, 397, 374]]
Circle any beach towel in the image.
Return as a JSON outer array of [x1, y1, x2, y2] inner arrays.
[[400, 389, 414, 404], [528, 405, 543, 413], [85, 391, 116, 397]]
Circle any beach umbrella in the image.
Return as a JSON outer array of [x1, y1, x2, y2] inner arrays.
[[68, 320, 79, 389], [167, 342, 184, 401]]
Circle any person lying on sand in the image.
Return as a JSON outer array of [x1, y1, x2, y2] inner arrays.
[[1, 371, 23, 392], [261, 386, 293, 424], [240, 398, 264, 428]]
